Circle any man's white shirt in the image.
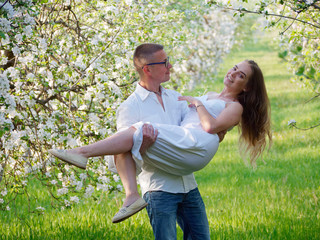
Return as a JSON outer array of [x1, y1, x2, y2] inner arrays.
[[112, 83, 198, 196]]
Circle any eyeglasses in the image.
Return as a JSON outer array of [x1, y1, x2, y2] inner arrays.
[[142, 57, 170, 69]]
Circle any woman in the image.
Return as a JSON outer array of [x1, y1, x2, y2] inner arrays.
[[49, 60, 272, 222]]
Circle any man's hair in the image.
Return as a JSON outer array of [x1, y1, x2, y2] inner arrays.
[[133, 43, 164, 74]]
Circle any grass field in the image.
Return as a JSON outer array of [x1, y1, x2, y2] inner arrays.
[[1, 25, 320, 240]]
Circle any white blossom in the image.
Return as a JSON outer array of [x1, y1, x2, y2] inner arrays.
[[1, 33, 10, 45], [1, 189, 7, 196], [57, 173, 63, 180], [36, 206, 45, 211], [15, 34, 23, 43], [0, 56, 8, 65], [24, 13, 36, 25], [39, 38, 47, 51], [70, 196, 79, 203], [75, 181, 83, 191], [287, 119, 296, 126], [78, 105, 87, 110], [84, 185, 94, 198], [116, 184, 123, 191], [64, 200, 70, 207], [98, 176, 110, 184], [12, 46, 21, 56], [57, 188, 69, 196], [51, 180, 58, 185], [1, 1, 15, 17], [75, 55, 86, 69], [97, 183, 110, 192], [113, 174, 120, 182], [0, 18, 11, 32], [26, 73, 35, 79], [80, 173, 87, 181], [24, 25, 33, 37], [67, 138, 78, 148]]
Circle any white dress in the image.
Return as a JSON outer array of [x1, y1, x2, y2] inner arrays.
[[131, 95, 226, 176]]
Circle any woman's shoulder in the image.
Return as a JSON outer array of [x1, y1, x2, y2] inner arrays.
[[225, 101, 243, 113]]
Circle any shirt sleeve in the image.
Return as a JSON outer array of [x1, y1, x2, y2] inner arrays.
[[170, 90, 189, 122], [116, 96, 140, 131], [179, 98, 189, 121]]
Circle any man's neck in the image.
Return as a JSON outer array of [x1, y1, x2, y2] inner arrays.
[[139, 81, 161, 93]]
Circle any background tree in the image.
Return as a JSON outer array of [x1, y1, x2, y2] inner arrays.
[[0, 0, 237, 213]]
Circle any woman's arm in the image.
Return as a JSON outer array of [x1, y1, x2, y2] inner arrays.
[[178, 96, 243, 134]]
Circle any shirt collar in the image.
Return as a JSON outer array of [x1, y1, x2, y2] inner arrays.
[[135, 83, 167, 101]]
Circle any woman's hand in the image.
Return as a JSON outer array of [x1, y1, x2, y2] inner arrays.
[[178, 96, 202, 108]]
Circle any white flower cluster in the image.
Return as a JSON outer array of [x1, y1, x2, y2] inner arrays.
[[287, 119, 296, 126], [36, 206, 45, 213]]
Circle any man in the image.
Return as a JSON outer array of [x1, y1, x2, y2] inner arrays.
[[112, 43, 211, 240]]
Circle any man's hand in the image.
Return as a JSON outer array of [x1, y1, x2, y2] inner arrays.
[[217, 130, 227, 143], [139, 123, 158, 155]]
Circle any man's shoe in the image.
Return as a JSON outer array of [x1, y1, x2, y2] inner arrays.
[[112, 198, 148, 223], [49, 149, 88, 169]]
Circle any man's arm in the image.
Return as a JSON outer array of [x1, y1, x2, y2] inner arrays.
[[116, 98, 158, 154], [116, 99, 140, 131]]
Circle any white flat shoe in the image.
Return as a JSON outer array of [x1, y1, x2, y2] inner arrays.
[[49, 149, 88, 169], [112, 198, 148, 223]]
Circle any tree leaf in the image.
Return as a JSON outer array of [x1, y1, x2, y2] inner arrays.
[[295, 65, 305, 76], [278, 50, 288, 59]]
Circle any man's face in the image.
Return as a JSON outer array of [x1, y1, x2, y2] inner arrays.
[[147, 50, 172, 84]]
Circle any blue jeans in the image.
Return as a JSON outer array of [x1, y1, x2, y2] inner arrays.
[[143, 188, 210, 240]]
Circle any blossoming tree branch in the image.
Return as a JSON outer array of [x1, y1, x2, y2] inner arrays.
[[0, 0, 237, 213]]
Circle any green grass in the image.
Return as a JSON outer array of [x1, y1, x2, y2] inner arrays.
[[1, 26, 320, 240]]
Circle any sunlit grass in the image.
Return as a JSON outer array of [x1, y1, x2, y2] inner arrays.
[[1, 23, 320, 240]]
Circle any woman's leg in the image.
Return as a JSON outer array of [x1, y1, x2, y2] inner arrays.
[[50, 126, 147, 223], [71, 127, 142, 206], [114, 152, 140, 207], [68, 127, 136, 158]]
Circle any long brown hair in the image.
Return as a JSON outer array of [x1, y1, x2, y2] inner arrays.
[[237, 60, 272, 165]]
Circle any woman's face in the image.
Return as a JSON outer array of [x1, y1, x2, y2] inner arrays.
[[224, 61, 252, 93]]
